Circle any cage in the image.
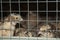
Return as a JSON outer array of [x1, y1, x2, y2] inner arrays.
[[0, 0, 60, 40]]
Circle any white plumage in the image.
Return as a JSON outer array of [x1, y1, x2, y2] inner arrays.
[[0, 13, 23, 36]]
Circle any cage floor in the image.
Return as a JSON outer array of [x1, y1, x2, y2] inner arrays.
[[0, 37, 60, 40]]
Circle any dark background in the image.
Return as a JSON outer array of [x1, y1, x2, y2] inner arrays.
[[0, 0, 60, 21]]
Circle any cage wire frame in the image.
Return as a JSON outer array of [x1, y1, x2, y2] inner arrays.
[[0, 0, 60, 40]]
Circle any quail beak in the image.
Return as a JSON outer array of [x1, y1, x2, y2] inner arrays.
[[20, 18, 23, 21]]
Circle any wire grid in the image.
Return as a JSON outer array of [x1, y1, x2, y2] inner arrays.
[[0, 0, 60, 40]]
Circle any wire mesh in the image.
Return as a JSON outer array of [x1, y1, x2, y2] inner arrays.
[[0, 0, 60, 40]]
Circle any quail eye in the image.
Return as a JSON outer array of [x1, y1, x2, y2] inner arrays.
[[16, 17, 18, 19]]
